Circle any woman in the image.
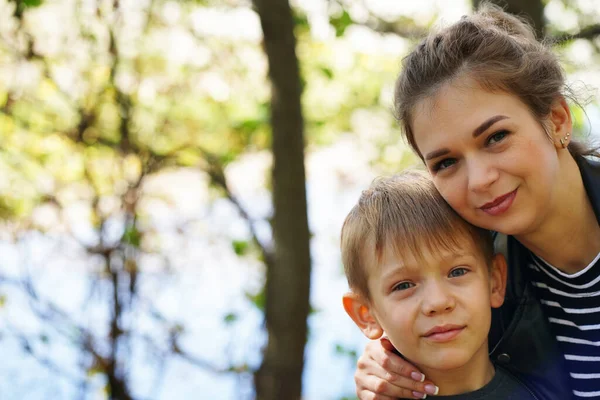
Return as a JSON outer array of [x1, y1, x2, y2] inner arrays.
[[354, 4, 600, 400]]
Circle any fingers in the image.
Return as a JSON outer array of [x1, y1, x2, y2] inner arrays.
[[369, 341, 421, 381], [356, 362, 432, 399], [379, 337, 396, 352], [355, 340, 439, 399]]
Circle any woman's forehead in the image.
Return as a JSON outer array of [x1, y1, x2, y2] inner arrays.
[[411, 82, 525, 145]]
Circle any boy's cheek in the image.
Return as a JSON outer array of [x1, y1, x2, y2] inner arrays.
[[381, 318, 420, 358]]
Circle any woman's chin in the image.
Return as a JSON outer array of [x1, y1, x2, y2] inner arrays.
[[471, 214, 533, 237]]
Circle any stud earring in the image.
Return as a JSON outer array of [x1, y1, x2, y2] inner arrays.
[[560, 132, 571, 148]]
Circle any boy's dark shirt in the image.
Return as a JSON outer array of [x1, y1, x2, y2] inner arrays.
[[403, 365, 538, 400]]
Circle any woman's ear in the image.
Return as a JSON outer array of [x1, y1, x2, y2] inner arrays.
[[489, 253, 508, 309], [342, 292, 384, 340], [548, 97, 573, 149]]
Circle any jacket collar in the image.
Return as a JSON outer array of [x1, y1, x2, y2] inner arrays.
[[575, 155, 600, 224]]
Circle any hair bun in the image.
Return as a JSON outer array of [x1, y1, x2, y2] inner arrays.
[[476, 3, 537, 41]]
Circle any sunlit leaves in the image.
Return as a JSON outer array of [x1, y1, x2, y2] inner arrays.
[[292, 9, 310, 36]]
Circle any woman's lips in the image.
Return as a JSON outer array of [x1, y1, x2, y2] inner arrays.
[[480, 189, 517, 216]]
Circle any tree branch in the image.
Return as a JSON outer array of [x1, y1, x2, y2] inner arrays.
[[199, 148, 275, 268], [552, 24, 600, 45]]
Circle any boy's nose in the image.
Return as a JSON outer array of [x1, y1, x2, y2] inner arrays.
[[421, 281, 456, 316]]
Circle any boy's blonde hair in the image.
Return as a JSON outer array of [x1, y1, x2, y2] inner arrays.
[[341, 170, 494, 300]]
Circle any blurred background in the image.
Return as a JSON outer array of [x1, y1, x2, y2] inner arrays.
[[1, 0, 600, 399]]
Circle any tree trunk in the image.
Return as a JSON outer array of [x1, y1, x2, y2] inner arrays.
[[252, 1, 312, 400], [473, 0, 545, 39]]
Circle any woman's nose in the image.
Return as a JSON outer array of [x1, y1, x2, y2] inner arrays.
[[466, 155, 499, 193]]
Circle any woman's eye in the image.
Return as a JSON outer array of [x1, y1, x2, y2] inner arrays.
[[487, 130, 509, 145], [393, 281, 415, 291], [449, 268, 468, 278], [433, 158, 457, 172]]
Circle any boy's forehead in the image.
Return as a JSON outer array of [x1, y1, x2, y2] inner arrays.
[[375, 232, 485, 272]]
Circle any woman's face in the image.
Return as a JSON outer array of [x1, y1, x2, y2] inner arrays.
[[412, 78, 563, 236]]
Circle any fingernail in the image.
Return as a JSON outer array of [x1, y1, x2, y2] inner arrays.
[[411, 371, 425, 382], [412, 392, 427, 399], [425, 384, 439, 395]]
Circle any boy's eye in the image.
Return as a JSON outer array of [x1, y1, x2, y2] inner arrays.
[[433, 158, 457, 172], [393, 281, 415, 291], [449, 268, 468, 278], [486, 130, 509, 145]]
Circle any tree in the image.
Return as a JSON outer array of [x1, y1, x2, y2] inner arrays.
[[473, 0, 600, 44], [473, 0, 545, 38], [251, 0, 311, 399]]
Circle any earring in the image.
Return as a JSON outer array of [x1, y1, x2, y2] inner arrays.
[[560, 132, 571, 148]]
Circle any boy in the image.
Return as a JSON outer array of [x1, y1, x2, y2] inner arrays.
[[341, 171, 535, 399]]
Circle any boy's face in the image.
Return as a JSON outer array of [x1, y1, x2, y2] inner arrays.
[[344, 235, 506, 371]]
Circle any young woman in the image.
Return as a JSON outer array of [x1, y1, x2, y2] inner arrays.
[[353, 4, 600, 400]]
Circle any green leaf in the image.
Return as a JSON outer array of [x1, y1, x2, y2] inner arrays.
[[223, 313, 237, 324], [232, 240, 249, 256], [319, 66, 334, 79], [293, 10, 309, 29], [246, 289, 266, 311], [122, 225, 141, 247], [20, 0, 42, 7], [334, 343, 358, 359], [330, 10, 353, 37]]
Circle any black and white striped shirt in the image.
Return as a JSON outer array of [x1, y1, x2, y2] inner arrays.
[[528, 251, 600, 398]]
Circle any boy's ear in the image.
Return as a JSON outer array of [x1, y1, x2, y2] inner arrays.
[[342, 292, 384, 340], [489, 253, 508, 309]]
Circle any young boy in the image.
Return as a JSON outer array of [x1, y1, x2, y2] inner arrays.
[[341, 171, 535, 399]]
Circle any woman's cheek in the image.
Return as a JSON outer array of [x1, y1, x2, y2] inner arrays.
[[436, 180, 463, 210]]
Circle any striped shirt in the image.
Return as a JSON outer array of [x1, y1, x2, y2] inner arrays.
[[528, 251, 600, 399]]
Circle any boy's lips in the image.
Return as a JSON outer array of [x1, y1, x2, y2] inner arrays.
[[422, 324, 466, 342], [479, 189, 518, 216]]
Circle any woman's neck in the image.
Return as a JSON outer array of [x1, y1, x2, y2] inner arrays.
[[515, 153, 600, 274], [418, 343, 495, 395]]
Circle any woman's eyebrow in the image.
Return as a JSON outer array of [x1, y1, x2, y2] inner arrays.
[[472, 115, 509, 138], [424, 115, 510, 161], [425, 148, 450, 161]]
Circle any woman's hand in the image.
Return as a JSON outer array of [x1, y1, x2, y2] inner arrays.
[[355, 338, 439, 399]]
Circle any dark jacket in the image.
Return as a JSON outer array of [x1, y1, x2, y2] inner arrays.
[[488, 156, 600, 400]]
